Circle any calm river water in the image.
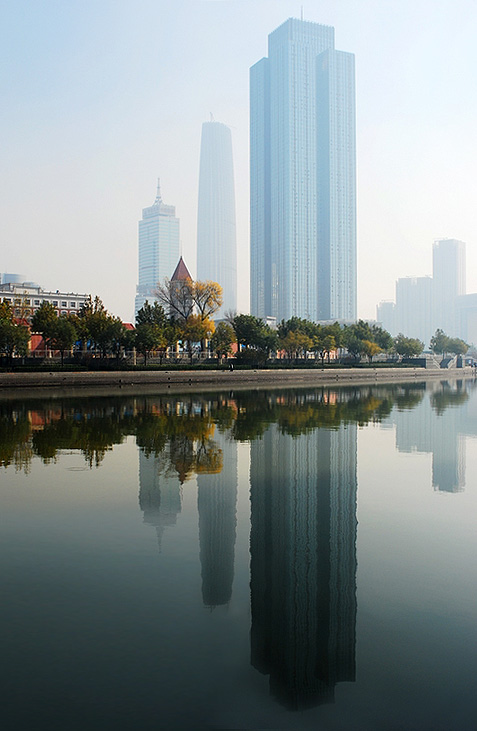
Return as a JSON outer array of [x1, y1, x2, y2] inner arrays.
[[1, 379, 477, 730]]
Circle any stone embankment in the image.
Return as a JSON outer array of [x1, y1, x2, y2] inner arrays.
[[0, 366, 474, 397]]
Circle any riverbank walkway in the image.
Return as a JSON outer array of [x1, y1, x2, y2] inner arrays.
[[0, 366, 474, 394]]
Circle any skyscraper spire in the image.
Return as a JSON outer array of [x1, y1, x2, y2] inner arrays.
[[155, 178, 162, 204]]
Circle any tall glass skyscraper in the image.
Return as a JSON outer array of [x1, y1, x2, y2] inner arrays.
[[135, 181, 180, 317], [250, 18, 356, 322], [197, 121, 237, 318]]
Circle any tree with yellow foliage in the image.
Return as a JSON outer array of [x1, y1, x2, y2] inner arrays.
[[179, 315, 215, 361]]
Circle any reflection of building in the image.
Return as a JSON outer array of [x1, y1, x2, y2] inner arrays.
[[197, 121, 237, 318], [250, 423, 357, 709], [138, 451, 182, 550], [392, 381, 472, 493], [135, 181, 180, 316], [197, 433, 237, 607], [250, 18, 356, 322]]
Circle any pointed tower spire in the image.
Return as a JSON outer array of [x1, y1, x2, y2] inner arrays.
[[154, 178, 162, 204], [171, 256, 192, 281]]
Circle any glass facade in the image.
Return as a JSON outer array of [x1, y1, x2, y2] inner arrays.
[[197, 121, 237, 318], [250, 18, 356, 322], [135, 184, 180, 317]]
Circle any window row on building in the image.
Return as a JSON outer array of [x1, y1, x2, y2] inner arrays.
[[0, 281, 88, 323]]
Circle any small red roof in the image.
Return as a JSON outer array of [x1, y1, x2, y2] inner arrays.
[[123, 322, 135, 330], [171, 256, 192, 281]]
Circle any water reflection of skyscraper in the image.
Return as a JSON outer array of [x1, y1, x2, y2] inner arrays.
[[138, 430, 238, 608], [250, 423, 357, 710], [391, 381, 473, 493], [138, 451, 182, 551], [197, 434, 237, 608]]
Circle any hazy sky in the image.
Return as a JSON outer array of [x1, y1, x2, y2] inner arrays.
[[1, 0, 477, 323]]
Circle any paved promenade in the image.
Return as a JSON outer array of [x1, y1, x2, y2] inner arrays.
[[0, 366, 474, 396]]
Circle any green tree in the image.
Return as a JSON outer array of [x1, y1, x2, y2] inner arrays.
[[31, 301, 58, 349], [136, 300, 167, 328], [446, 337, 469, 356], [430, 329, 450, 354], [371, 324, 393, 351], [232, 314, 277, 365], [0, 317, 29, 362], [322, 333, 337, 363], [76, 296, 123, 357], [135, 323, 165, 364], [342, 331, 364, 360], [210, 322, 235, 360], [277, 316, 318, 340], [341, 320, 392, 362], [347, 320, 373, 342], [277, 317, 320, 362], [98, 317, 127, 358], [233, 314, 265, 349], [49, 317, 77, 366], [258, 327, 278, 359], [136, 301, 176, 362], [394, 334, 424, 358]]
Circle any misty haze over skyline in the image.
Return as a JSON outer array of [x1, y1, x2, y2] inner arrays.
[[1, 0, 476, 323]]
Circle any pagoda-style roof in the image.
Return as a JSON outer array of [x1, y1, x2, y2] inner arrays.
[[171, 256, 192, 281]]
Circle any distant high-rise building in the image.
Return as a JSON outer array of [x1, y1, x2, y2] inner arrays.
[[197, 121, 237, 318], [375, 238, 468, 343], [0, 273, 26, 285], [135, 181, 180, 317], [376, 300, 396, 336], [432, 238, 466, 335], [250, 18, 356, 323], [395, 276, 433, 346], [457, 293, 477, 345]]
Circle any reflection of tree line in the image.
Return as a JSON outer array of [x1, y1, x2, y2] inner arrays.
[[2, 381, 471, 476], [0, 384, 432, 473], [429, 381, 470, 415], [0, 398, 223, 476]]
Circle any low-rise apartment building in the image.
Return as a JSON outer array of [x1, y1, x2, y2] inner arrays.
[[0, 281, 88, 323]]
